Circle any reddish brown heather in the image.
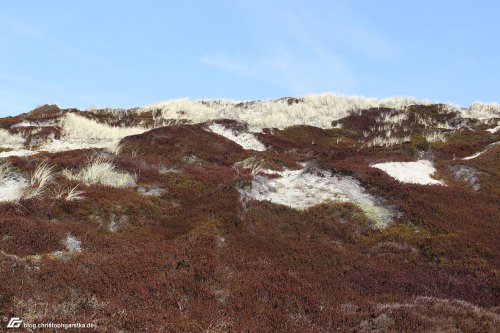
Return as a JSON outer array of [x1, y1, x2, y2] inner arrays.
[[121, 124, 250, 166]]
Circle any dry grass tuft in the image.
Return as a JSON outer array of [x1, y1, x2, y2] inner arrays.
[[22, 162, 55, 199], [62, 157, 136, 188], [424, 131, 448, 143], [366, 136, 411, 147], [234, 156, 264, 175], [54, 185, 85, 201], [0, 128, 25, 148], [0, 160, 14, 183]]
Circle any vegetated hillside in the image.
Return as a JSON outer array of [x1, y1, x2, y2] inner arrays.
[[0, 94, 499, 332]]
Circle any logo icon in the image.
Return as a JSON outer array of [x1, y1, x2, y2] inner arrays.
[[7, 317, 22, 328]]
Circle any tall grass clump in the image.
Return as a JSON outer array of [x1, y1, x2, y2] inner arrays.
[[375, 112, 408, 125], [61, 113, 147, 145], [54, 185, 85, 201], [0, 161, 14, 183], [366, 136, 411, 148], [460, 102, 500, 120], [424, 131, 447, 143], [234, 156, 264, 175], [0, 128, 25, 148], [23, 162, 56, 199], [141, 93, 439, 131], [62, 157, 136, 188]]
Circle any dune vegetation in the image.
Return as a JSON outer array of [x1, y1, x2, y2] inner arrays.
[[0, 96, 499, 332]]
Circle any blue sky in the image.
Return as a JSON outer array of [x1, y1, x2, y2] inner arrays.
[[1, 0, 499, 117]]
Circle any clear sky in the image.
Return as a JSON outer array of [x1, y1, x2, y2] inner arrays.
[[1, 0, 499, 117]]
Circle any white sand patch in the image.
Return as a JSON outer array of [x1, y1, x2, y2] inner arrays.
[[137, 185, 166, 196], [0, 161, 26, 201], [372, 160, 444, 185], [208, 123, 265, 151], [239, 166, 393, 228], [462, 141, 500, 160], [0, 150, 37, 158], [64, 234, 82, 252], [11, 119, 57, 128], [486, 125, 500, 133], [0, 164, 27, 202], [0, 177, 26, 202], [39, 139, 110, 152], [49, 234, 83, 259], [462, 151, 483, 160], [0, 161, 56, 201]]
